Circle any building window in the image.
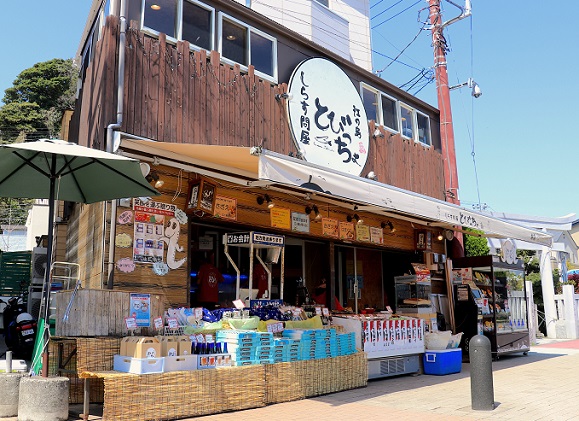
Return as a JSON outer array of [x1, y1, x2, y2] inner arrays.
[[400, 103, 414, 140], [219, 13, 277, 81], [381, 95, 398, 133], [361, 84, 399, 133], [416, 111, 431, 147], [182, 0, 214, 51], [314, 0, 330, 7], [361, 86, 378, 123], [143, 0, 178, 39]]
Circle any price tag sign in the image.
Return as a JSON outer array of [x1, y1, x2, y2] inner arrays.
[[124, 317, 138, 330], [167, 317, 179, 329], [196, 334, 205, 343], [315, 307, 322, 315], [322, 308, 330, 317], [153, 317, 163, 330], [292, 308, 302, 318], [194, 307, 204, 319], [233, 299, 245, 309]]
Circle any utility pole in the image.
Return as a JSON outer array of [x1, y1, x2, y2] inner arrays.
[[428, 0, 471, 206]]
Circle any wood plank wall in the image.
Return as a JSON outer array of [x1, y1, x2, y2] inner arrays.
[[70, 17, 446, 201]]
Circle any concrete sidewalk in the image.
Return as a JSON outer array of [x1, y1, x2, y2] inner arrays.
[[64, 338, 579, 421]]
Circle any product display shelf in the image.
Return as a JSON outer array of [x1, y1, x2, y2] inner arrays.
[[81, 351, 367, 420]]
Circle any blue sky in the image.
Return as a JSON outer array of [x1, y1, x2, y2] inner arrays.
[[0, 1, 576, 220]]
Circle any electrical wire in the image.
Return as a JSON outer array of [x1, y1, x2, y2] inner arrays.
[[372, 0, 422, 30], [371, 0, 405, 21], [375, 20, 428, 74]]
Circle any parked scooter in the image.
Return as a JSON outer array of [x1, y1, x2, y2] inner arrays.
[[0, 293, 37, 360]]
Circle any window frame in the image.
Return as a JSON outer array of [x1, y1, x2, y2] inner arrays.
[[415, 110, 432, 147], [218, 12, 278, 83], [399, 102, 416, 142], [140, 0, 215, 52], [360, 83, 400, 135]]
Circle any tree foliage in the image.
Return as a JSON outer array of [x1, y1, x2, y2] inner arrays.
[[0, 58, 76, 142], [463, 228, 490, 257], [0, 198, 33, 226]]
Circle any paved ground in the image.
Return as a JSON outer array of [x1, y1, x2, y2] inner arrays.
[[4, 337, 579, 420]]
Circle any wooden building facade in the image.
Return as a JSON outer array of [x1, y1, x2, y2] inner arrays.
[[65, 0, 451, 311]]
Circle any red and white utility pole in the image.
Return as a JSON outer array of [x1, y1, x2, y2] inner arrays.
[[428, 0, 471, 206]]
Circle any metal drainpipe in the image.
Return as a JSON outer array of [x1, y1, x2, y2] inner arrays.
[[105, 0, 127, 289]]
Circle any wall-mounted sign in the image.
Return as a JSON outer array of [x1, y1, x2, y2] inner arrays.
[[291, 212, 310, 233], [270, 207, 291, 230], [286, 57, 369, 176], [339, 221, 355, 240], [116, 258, 136, 273], [115, 233, 132, 248], [187, 178, 216, 215], [214, 195, 237, 220], [356, 224, 370, 242], [370, 226, 383, 244], [118, 210, 133, 225], [322, 218, 339, 238]]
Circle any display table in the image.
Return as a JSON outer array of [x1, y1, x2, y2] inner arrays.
[[81, 353, 367, 421]]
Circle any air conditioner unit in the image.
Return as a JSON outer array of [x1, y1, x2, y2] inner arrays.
[[31, 247, 48, 285], [27, 286, 43, 320]]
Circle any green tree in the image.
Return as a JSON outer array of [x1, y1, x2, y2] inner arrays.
[[0, 58, 76, 142], [0, 198, 33, 226], [463, 228, 490, 257]]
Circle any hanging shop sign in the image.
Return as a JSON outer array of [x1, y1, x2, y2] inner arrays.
[[286, 57, 369, 176], [415, 230, 432, 251], [224, 232, 285, 247], [500, 239, 517, 264], [187, 178, 216, 215]]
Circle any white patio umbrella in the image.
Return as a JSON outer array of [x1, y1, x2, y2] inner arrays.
[[0, 138, 159, 324]]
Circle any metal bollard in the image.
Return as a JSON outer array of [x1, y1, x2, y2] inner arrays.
[[469, 334, 494, 410]]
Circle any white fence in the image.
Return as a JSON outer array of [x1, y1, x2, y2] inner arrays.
[[553, 284, 579, 339]]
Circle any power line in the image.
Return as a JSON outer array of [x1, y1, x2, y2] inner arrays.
[[372, 0, 422, 30], [371, 0, 405, 21]]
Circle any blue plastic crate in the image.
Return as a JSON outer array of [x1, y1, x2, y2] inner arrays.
[[423, 348, 462, 375]]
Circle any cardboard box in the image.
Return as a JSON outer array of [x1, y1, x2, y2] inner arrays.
[[134, 337, 161, 359], [120, 336, 145, 357], [156, 336, 179, 357], [423, 348, 462, 375], [177, 336, 193, 356]]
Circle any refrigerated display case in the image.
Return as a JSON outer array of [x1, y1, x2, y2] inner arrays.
[[451, 255, 529, 359], [332, 314, 424, 379]]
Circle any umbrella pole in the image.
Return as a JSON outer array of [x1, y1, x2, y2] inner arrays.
[[41, 175, 56, 377]]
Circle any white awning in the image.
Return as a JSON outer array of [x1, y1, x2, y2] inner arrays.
[[119, 138, 552, 247]]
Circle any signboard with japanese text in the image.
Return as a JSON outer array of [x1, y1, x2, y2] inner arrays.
[[270, 207, 291, 230], [286, 57, 369, 176], [214, 195, 237, 220], [339, 221, 355, 240], [133, 198, 178, 263], [356, 224, 370, 242], [291, 212, 310, 233], [322, 218, 339, 238], [370, 226, 384, 244]]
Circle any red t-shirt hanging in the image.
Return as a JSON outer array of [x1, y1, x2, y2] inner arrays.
[[254, 264, 269, 298], [196, 263, 223, 303]]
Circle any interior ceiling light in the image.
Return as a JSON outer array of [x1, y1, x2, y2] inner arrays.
[[226, 35, 236, 40], [437, 232, 444, 241], [150, 4, 161, 10]]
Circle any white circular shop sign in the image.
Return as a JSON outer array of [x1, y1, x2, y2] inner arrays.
[[287, 57, 369, 176]]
